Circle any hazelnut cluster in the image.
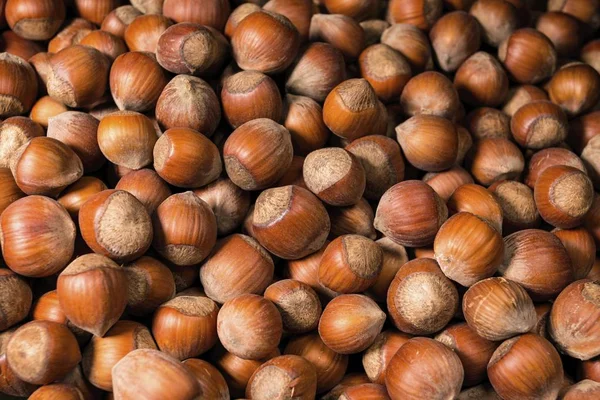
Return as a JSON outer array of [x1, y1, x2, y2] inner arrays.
[[0, 0, 599, 399]]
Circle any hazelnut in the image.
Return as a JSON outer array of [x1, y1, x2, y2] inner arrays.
[[6, 321, 81, 385], [499, 229, 573, 301], [124, 14, 172, 53], [387, 258, 458, 335], [263, 0, 314, 40], [152, 192, 217, 266], [0, 269, 31, 331], [547, 63, 600, 117], [285, 334, 348, 394], [454, 52, 509, 107], [285, 43, 346, 103], [182, 358, 229, 400], [221, 71, 282, 128], [193, 178, 250, 236], [487, 334, 563, 399], [554, 228, 597, 280], [362, 330, 411, 384], [0, 196, 75, 277], [489, 180, 540, 233], [123, 256, 175, 316], [0, 53, 37, 117], [465, 107, 511, 141], [498, 28, 557, 84], [360, 19, 391, 46], [112, 349, 200, 400], [561, 380, 600, 400], [468, 138, 525, 186], [396, 115, 458, 172], [400, 71, 460, 120], [358, 43, 412, 102], [82, 320, 156, 391], [447, 183, 504, 233], [0, 328, 38, 397], [5, 0, 65, 40], [156, 23, 228, 76], [429, 11, 481, 73], [345, 135, 405, 200], [374, 180, 448, 247], [547, 0, 600, 30], [265, 279, 322, 334], [284, 94, 330, 156], [217, 294, 283, 360], [200, 234, 273, 304], [524, 147, 586, 189], [381, 23, 434, 72], [463, 277, 536, 341], [162, 0, 230, 31], [549, 279, 600, 360], [29, 384, 83, 400], [100, 5, 142, 38], [328, 197, 376, 239], [153, 127, 222, 188], [284, 241, 338, 299], [580, 356, 600, 382], [79, 189, 152, 262], [469, 0, 519, 47], [115, 168, 171, 215], [110, 51, 169, 112], [536, 11, 582, 57], [29, 96, 68, 128], [309, 14, 366, 60], [338, 383, 390, 400], [387, 0, 443, 31], [57, 254, 127, 337], [321, 373, 371, 400], [581, 39, 600, 74], [32, 290, 91, 343], [303, 147, 366, 206], [385, 337, 464, 399], [511, 101, 568, 149], [74, 0, 120, 25], [47, 18, 93, 53], [57, 176, 107, 218], [323, 0, 378, 21], [79, 30, 127, 60], [232, 10, 300, 73], [246, 355, 317, 400], [0, 117, 44, 169], [318, 294, 386, 354], [155, 74, 221, 135], [423, 166, 474, 201], [0, 167, 24, 215], [224, 3, 260, 38], [152, 295, 218, 360], [323, 78, 387, 141], [253, 185, 330, 260], [582, 135, 600, 189], [502, 84, 549, 117]]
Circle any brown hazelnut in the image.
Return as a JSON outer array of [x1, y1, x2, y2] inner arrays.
[[182, 358, 229, 400], [323, 0, 378, 21], [0, 167, 24, 215], [153, 127, 221, 188], [224, 3, 260, 38], [561, 380, 600, 400], [253, 185, 330, 259], [100, 5, 142, 38], [57, 176, 107, 218], [217, 294, 282, 360], [29, 384, 84, 400], [362, 330, 411, 385], [547, 0, 600, 30], [1, 30, 44, 62], [29, 96, 68, 128], [285, 333, 348, 394], [193, 178, 250, 236], [221, 71, 282, 128], [396, 115, 458, 172], [338, 383, 390, 400], [361, 19, 390, 46], [385, 337, 464, 399], [328, 198, 376, 239], [156, 23, 228, 76], [487, 334, 563, 400], [115, 168, 171, 215], [498, 28, 557, 84], [536, 11, 581, 57], [429, 11, 481, 72], [309, 14, 366, 60], [323, 78, 387, 141], [0, 53, 37, 117], [547, 63, 600, 117], [31, 290, 91, 344], [6, 321, 81, 385], [5, 0, 65, 40], [232, 10, 300, 73], [524, 147, 586, 189], [284, 241, 338, 299], [399, 71, 460, 120], [387, 0, 443, 31], [200, 234, 273, 304], [463, 277, 536, 340], [423, 166, 474, 201], [265, 279, 322, 334], [469, 0, 518, 47], [581, 39, 600, 74], [374, 180, 448, 247], [436, 322, 499, 387], [124, 14, 172, 53], [285, 43, 346, 103], [74, 0, 120, 25], [447, 183, 504, 233], [82, 320, 156, 391], [499, 229, 573, 301], [321, 373, 371, 400], [263, 0, 313, 40], [152, 192, 217, 266], [387, 258, 458, 334], [79, 189, 152, 262], [465, 107, 511, 141], [0, 196, 75, 277], [57, 254, 127, 337], [381, 23, 434, 72], [0, 269, 31, 331], [0, 117, 44, 169], [47, 18, 94, 54], [112, 349, 200, 400], [79, 30, 126, 60], [246, 355, 317, 400], [162, 0, 230, 31], [511, 101, 568, 149], [123, 256, 175, 316], [155, 75, 221, 135], [346, 134, 405, 200], [358, 43, 412, 102], [284, 94, 330, 156], [454, 52, 509, 107], [553, 227, 597, 280], [319, 294, 386, 354], [489, 180, 540, 233], [468, 138, 525, 186], [502, 84, 549, 117]]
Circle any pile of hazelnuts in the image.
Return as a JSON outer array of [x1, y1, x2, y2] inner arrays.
[[0, 0, 599, 399]]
